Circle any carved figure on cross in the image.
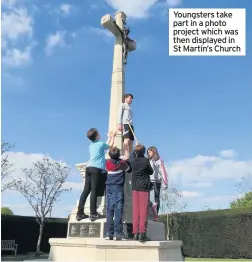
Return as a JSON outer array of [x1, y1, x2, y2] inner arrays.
[[101, 12, 136, 66], [122, 26, 136, 64]]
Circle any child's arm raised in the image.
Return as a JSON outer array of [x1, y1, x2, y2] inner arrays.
[[120, 160, 132, 173], [117, 103, 124, 131], [106, 130, 117, 148]]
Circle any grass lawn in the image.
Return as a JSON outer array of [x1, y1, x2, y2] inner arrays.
[[186, 259, 250, 261]]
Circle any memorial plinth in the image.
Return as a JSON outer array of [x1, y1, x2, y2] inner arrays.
[[68, 163, 165, 240], [49, 238, 183, 261]]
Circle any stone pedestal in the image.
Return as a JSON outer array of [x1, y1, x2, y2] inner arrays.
[[68, 216, 165, 241], [70, 163, 165, 241], [49, 238, 183, 261]]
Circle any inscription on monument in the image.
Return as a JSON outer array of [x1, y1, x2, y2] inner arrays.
[[68, 223, 101, 238]]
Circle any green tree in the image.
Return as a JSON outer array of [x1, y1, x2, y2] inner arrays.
[[230, 192, 252, 209], [1, 207, 14, 215]]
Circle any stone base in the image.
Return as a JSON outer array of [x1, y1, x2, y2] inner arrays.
[[67, 218, 165, 240], [146, 220, 165, 241], [49, 238, 183, 261]]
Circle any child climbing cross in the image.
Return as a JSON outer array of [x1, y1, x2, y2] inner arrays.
[[117, 93, 134, 160]]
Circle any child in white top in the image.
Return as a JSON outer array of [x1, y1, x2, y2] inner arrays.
[[147, 146, 168, 221]]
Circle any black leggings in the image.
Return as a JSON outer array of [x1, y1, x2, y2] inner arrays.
[[77, 167, 103, 215], [151, 182, 161, 214]]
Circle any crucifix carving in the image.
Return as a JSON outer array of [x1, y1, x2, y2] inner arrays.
[[101, 11, 136, 150]]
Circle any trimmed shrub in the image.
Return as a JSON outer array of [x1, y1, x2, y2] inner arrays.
[[160, 208, 252, 259]]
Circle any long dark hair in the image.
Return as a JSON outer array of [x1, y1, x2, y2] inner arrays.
[[147, 146, 160, 161]]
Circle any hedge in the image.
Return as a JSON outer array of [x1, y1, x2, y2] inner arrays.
[[159, 208, 252, 259], [1, 215, 68, 254], [2, 208, 252, 257]]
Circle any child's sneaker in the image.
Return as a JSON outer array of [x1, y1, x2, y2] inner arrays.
[[90, 212, 104, 221], [133, 233, 139, 240], [138, 232, 150, 242], [113, 235, 127, 241], [105, 236, 113, 240], [76, 213, 89, 221]]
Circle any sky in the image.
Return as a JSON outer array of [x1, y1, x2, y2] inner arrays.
[[1, 0, 252, 217]]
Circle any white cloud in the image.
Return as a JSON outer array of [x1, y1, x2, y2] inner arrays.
[[62, 181, 83, 191], [5, 151, 74, 182], [105, 0, 181, 19], [88, 27, 113, 38], [2, 202, 34, 216], [2, 151, 77, 217], [185, 182, 213, 188], [1, 2, 34, 68], [219, 149, 236, 158], [2, 8, 33, 41], [7, 151, 47, 175], [106, 0, 158, 18], [2, 45, 33, 67], [199, 193, 243, 205], [60, 4, 72, 16], [182, 191, 202, 198], [167, 151, 252, 188], [45, 31, 66, 56]]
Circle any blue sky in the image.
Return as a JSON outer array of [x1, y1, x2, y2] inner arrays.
[[1, 0, 252, 217]]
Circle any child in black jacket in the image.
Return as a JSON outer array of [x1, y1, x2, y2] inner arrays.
[[130, 144, 153, 242]]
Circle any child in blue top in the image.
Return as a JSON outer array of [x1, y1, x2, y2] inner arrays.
[[76, 128, 116, 222]]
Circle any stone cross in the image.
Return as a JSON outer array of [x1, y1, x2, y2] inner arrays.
[[101, 11, 136, 149], [73, 11, 136, 223], [101, 11, 136, 222]]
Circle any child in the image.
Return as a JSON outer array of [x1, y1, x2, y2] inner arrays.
[[147, 146, 168, 221], [76, 128, 116, 222], [105, 147, 131, 240], [130, 144, 154, 242], [117, 93, 134, 160]]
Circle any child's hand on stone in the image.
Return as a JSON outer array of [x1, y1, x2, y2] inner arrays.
[[107, 130, 114, 138]]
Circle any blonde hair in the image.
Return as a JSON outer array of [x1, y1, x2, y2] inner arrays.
[[147, 146, 160, 161]]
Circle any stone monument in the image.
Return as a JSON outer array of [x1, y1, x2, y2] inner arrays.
[[49, 11, 183, 261], [66, 11, 136, 239]]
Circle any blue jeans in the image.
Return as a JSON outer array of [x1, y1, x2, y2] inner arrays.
[[105, 187, 124, 237]]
